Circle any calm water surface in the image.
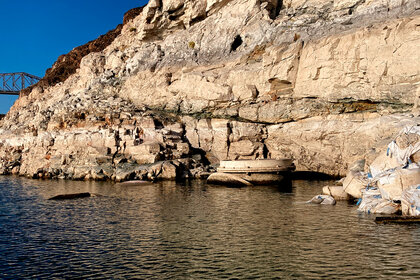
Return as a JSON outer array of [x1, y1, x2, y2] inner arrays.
[[0, 176, 419, 279]]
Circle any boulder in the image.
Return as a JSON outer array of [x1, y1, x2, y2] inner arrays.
[[160, 161, 178, 180], [348, 159, 366, 173], [322, 186, 351, 201], [125, 142, 161, 164], [342, 171, 369, 199]]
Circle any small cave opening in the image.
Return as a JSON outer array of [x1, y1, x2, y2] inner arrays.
[[189, 15, 207, 26], [273, 0, 283, 19], [265, 0, 283, 19], [153, 119, 164, 129], [230, 35, 243, 52]]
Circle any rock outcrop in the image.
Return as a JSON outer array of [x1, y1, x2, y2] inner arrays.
[[0, 0, 419, 180]]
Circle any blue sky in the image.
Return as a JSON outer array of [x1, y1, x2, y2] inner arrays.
[[0, 0, 148, 113]]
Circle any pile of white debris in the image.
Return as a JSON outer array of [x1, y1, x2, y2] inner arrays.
[[309, 125, 420, 216]]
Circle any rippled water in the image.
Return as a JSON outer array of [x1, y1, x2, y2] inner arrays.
[[0, 176, 419, 279]]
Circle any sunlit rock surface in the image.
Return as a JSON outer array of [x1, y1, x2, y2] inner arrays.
[[0, 0, 419, 180]]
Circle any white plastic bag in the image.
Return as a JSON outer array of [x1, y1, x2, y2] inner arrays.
[[307, 195, 336, 205], [358, 196, 400, 214], [401, 185, 420, 216], [357, 188, 382, 213], [358, 196, 380, 213], [369, 152, 399, 178], [377, 167, 420, 201], [371, 200, 400, 215], [387, 126, 420, 166]]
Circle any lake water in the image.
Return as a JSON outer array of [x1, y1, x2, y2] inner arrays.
[[0, 176, 419, 279]]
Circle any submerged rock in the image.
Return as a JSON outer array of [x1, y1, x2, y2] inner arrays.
[[48, 193, 92, 200], [117, 180, 152, 186]]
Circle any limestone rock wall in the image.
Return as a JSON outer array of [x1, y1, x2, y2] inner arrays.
[[0, 0, 419, 179]]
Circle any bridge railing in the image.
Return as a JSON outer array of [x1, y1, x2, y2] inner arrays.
[[0, 73, 41, 95]]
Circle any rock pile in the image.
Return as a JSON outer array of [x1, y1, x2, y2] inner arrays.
[[317, 126, 420, 216]]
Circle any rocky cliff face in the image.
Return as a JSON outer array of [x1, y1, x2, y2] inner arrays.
[[0, 0, 419, 180]]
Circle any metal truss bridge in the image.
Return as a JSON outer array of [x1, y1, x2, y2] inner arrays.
[[0, 72, 41, 95]]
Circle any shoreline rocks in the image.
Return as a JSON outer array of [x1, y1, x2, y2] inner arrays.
[[322, 186, 350, 201], [0, 0, 419, 182], [317, 125, 420, 217]]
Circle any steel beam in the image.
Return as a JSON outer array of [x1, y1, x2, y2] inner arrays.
[[0, 91, 19, 95], [0, 72, 41, 95]]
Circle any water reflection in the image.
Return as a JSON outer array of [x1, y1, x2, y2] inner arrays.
[[0, 176, 419, 279]]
